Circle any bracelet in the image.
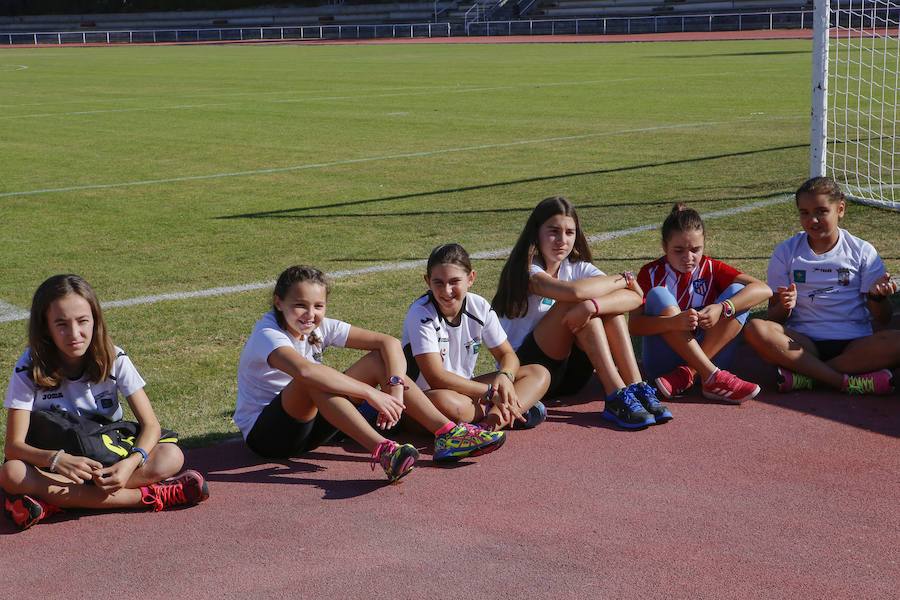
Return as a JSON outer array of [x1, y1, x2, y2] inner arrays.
[[589, 298, 601, 317], [483, 384, 495, 402], [721, 299, 736, 319], [49, 449, 64, 473], [130, 446, 149, 467], [621, 271, 635, 285], [500, 370, 515, 383]]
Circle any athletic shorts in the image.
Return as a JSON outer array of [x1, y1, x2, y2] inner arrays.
[[245, 392, 339, 459], [813, 339, 854, 362], [516, 331, 594, 398]]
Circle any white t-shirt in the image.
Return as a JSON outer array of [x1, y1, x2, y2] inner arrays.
[[402, 292, 507, 390], [234, 311, 351, 438], [500, 259, 604, 350], [4, 346, 145, 421], [767, 228, 886, 341]]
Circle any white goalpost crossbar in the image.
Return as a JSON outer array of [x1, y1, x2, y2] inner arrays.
[[810, 0, 900, 210]]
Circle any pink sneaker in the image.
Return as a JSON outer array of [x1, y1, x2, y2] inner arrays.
[[3, 494, 62, 530], [655, 365, 695, 399], [140, 470, 209, 512], [842, 369, 895, 395], [701, 369, 760, 404]]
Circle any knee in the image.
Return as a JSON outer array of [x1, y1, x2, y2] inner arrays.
[[0, 460, 29, 494], [873, 330, 900, 363], [719, 282, 745, 300], [645, 287, 678, 317], [742, 319, 769, 347], [144, 443, 185, 481], [520, 364, 551, 388]]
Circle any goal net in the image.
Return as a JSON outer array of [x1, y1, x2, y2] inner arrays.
[[810, 0, 900, 210]]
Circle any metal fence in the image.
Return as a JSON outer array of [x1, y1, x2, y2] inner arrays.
[[0, 10, 828, 46]]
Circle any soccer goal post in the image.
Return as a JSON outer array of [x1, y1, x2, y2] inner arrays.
[[810, 0, 900, 211]]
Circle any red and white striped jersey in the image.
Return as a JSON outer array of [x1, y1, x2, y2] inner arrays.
[[637, 256, 740, 310]]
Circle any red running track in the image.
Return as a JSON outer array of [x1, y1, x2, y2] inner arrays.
[[2, 343, 897, 599]]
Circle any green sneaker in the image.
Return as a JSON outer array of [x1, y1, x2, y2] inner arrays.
[[776, 367, 813, 393], [433, 423, 506, 463]]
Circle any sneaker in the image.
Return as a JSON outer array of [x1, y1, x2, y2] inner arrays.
[[655, 365, 695, 399], [843, 369, 895, 395], [776, 367, 814, 393], [3, 494, 61, 530], [701, 369, 760, 404], [628, 381, 673, 423], [433, 423, 506, 462], [371, 440, 419, 483], [141, 470, 209, 512], [511, 401, 547, 430], [600, 387, 656, 430]]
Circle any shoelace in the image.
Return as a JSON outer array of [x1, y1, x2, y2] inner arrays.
[[846, 375, 874, 395], [634, 383, 660, 406], [370, 440, 396, 471], [147, 481, 186, 511], [620, 389, 644, 412]]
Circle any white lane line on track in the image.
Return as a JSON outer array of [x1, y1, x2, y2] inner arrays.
[[0, 116, 805, 199], [0, 194, 791, 324]]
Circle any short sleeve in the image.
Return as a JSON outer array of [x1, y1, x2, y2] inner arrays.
[[320, 318, 351, 349], [711, 259, 741, 291], [112, 349, 146, 398], [574, 261, 604, 279], [858, 242, 887, 294], [251, 325, 296, 363], [767, 241, 791, 292], [528, 263, 546, 277], [637, 264, 653, 302], [406, 308, 440, 357], [482, 309, 508, 349], [4, 352, 37, 411]]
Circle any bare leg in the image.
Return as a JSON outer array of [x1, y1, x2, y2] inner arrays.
[[426, 389, 479, 424], [656, 305, 718, 380], [699, 317, 744, 363], [826, 330, 900, 373], [0, 460, 146, 509], [473, 364, 550, 429], [124, 443, 184, 489], [743, 320, 843, 389], [602, 313, 642, 385]]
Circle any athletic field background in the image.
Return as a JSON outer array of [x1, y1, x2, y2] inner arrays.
[[0, 40, 897, 447]]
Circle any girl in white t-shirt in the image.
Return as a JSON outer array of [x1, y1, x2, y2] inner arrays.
[[745, 177, 898, 394], [2, 275, 208, 531], [402, 244, 550, 431], [234, 265, 506, 483], [492, 196, 669, 430]]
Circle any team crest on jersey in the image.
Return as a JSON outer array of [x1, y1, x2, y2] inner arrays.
[[465, 338, 482, 355], [95, 391, 115, 410], [312, 351, 323, 362], [793, 270, 806, 283], [837, 268, 850, 286], [691, 279, 708, 296]]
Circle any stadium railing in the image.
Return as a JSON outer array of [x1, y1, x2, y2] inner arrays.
[[0, 9, 818, 45]]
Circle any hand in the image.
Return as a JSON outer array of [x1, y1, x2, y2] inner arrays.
[[776, 283, 797, 311], [367, 388, 405, 430], [674, 308, 700, 331], [697, 303, 723, 329], [491, 376, 526, 426], [868, 273, 898, 299], [621, 271, 643, 296], [54, 452, 103, 485], [93, 456, 140, 493], [562, 300, 595, 334]]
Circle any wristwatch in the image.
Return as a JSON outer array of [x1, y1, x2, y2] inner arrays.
[[387, 375, 408, 390]]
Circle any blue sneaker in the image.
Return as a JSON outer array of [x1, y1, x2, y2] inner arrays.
[[511, 401, 547, 430], [600, 387, 656, 430], [628, 382, 673, 424]]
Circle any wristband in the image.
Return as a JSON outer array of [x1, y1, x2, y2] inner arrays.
[[130, 446, 149, 467], [49, 449, 64, 473], [500, 370, 515, 383], [621, 271, 635, 285], [589, 298, 601, 317], [721, 299, 736, 319]]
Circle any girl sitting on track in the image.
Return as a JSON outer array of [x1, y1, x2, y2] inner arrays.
[[402, 243, 551, 431], [1, 274, 208, 531], [628, 204, 771, 403], [744, 177, 898, 395], [492, 196, 670, 430], [233, 265, 506, 483]]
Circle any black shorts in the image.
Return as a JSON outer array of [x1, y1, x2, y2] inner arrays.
[[813, 339, 854, 362], [516, 331, 595, 398], [245, 392, 339, 459]]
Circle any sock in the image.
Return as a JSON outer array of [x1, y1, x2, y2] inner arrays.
[[434, 422, 455, 436], [704, 369, 720, 385]]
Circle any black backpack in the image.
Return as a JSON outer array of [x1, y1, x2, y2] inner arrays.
[[25, 407, 178, 468]]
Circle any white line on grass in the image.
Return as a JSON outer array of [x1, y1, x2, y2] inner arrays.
[[0, 116, 804, 199], [0, 64, 28, 71], [0, 300, 29, 322], [0, 195, 791, 324]]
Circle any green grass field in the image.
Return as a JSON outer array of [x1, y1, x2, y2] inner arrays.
[[0, 39, 897, 447]]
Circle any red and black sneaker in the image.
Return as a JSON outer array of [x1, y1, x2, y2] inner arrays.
[[4, 494, 62, 530], [141, 470, 209, 512]]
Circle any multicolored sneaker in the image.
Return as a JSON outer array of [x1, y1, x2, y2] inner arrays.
[[3, 494, 61, 530], [511, 401, 547, 430], [141, 470, 210, 512], [776, 367, 814, 393], [843, 369, 895, 395], [371, 440, 419, 483], [600, 387, 656, 430], [701, 369, 760, 404], [655, 365, 695, 399], [628, 381, 673, 423], [433, 423, 506, 462]]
